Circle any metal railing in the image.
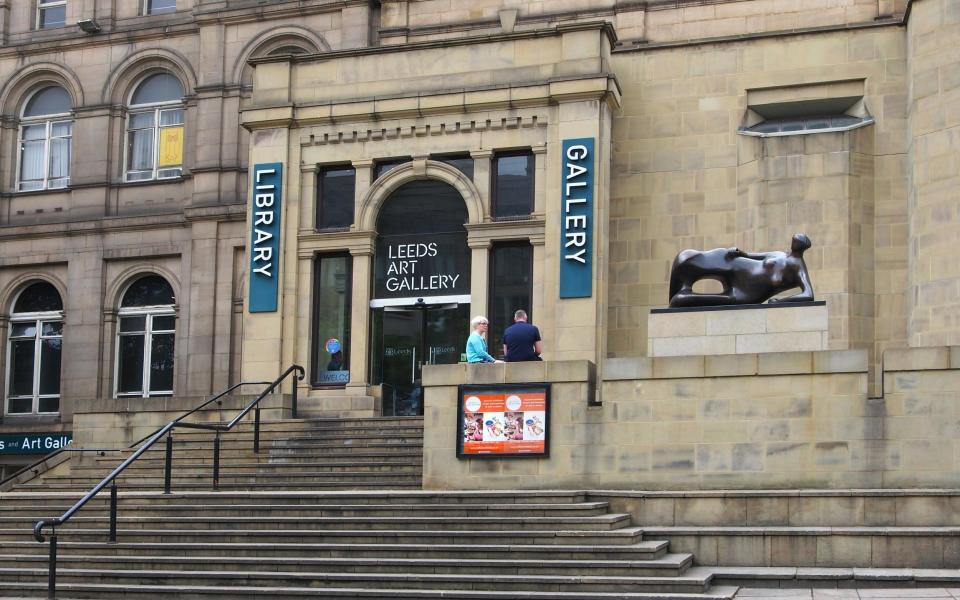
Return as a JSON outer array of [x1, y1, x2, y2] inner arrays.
[[31, 364, 305, 599]]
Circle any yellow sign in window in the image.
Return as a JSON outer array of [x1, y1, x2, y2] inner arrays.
[[158, 126, 184, 167]]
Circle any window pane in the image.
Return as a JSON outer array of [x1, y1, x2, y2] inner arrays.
[[157, 126, 183, 168], [9, 340, 36, 397], [39, 338, 61, 396], [149, 333, 175, 392], [49, 136, 70, 179], [121, 275, 175, 307], [51, 121, 72, 137], [42, 321, 63, 336], [434, 155, 474, 179], [152, 315, 176, 331], [488, 243, 533, 357], [373, 158, 411, 180], [148, 0, 177, 13], [119, 316, 147, 332], [118, 335, 145, 394], [312, 256, 351, 386], [38, 397, 60, 413], [7, 397, 31, 414], [159, 109, 184, 126], [129, 112, 155, 129], [15, 282, 62, 313], [128, 128, 155, 172], [24, 87, 71, 117], [11, 323, 37, 338], [317, 167, 355, 229], [131, 74, 183, 105], [22, 124, 46, 141], [20, 139, 45, 184], [39, 6, 66, 28], [493, 152, 533, 218]]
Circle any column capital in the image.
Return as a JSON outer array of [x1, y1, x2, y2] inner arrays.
[[470, 150, 494, 159], [351, 159, 375, 168], [531, 144, 548, 154]]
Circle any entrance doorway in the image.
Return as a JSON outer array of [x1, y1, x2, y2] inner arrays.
[[373, 303, 469, 416]]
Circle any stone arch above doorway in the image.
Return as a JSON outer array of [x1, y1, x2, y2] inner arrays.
[[357, 160, 484, 231]]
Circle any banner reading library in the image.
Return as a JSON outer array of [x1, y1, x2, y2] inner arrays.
[[457, 384, 549, 458]]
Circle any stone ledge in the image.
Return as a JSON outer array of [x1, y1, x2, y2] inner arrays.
[[423, 360, 595, 387], [885, 346, 960, 371], [603, 350, 867, 381]]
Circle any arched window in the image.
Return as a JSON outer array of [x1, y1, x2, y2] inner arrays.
[[17, 86, 72, 191], [115, 275, 176, 397], [6, 281, 63, 415], [125, 73, 184, 182]]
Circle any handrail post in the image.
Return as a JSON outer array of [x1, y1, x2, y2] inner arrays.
[[212, 435, 220, 490], [291, 375, 298, 419], [253, 406, 261, 454], [108, 482, 117, 543], [47, 532, 57, 599], [164, 434, 173, 494]]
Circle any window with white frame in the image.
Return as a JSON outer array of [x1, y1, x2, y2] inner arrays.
[[37, 0, 66, 29], [145, 0, 176, 15], [125, 73, 185, 182], [115, 275, 176, 397], [17, 86, 72, 192], [6, 281, 63, 415]]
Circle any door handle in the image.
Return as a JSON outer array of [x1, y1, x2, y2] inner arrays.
[[411, 347, 416, 383]]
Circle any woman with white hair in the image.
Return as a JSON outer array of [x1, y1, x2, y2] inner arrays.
[[465, 315, 502, 363]]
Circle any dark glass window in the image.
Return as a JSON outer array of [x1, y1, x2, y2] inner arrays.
[[316, 166, 355, 230], [374, 157, 411, 180], [117, 275, 176, 397], [147, 0, 177, 14], [488, 242, 533, 358], [432, 154, 474, 179], [492, 151, 533, 219], [38, 0, 66, 29], [7, 281, 63, 415], [312, 255, 352, 386]]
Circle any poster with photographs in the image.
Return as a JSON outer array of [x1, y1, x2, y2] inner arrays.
[[457, 384, 550, 458]]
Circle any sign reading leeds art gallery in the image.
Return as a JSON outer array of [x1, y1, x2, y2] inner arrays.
[[374, 233, 470, 300], [249, 163, 283, 312], [560, 138, 594, 298]]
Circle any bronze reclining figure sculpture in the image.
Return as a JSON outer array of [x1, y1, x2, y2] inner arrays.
[[668, 234, 814, 308]]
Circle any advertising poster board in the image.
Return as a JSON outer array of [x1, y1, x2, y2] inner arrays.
[[457, 384, 549, 459]]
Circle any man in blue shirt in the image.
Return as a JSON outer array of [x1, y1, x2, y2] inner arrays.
[[502, 309, 542, 362], [466, 315, 501, 363]]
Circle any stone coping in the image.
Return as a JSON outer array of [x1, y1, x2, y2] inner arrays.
[[587, 488, 960, 498], [604, 349, 867, 380], [651, 301, 826, 314], [884, 346, 960, 371], [422, 361, 595, 387]]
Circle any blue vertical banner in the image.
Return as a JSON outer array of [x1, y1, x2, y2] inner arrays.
[[249, 163, 283, 312], [559, 138, 594, 298]]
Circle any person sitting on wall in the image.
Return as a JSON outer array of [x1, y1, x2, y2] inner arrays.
[[502, 309, 542, 362], [466, 316, 502, 364], [668, 233, 815, 308]]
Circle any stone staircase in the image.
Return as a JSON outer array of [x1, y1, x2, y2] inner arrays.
[[0, 417, 738, 599]]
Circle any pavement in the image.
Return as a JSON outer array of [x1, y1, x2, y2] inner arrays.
[[736, 588, 960, 599]]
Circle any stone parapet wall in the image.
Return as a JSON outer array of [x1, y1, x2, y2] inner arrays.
[[422, 347, 960, 490]]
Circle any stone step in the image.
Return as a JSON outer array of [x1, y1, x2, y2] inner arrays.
[[0, 539, 671, 560], [0, 501, 611, 518], [0, 581, 740, 599], [12, 480, 425, 491], [0, 513, 633, 532], [28, 471, 423, 484], [0, 526, 647, 545], [0, 552, 694, 576], [0, 567, 714, 594], [71, 461, 424, 475], [702, 565, 960, 588], [0, 490, 592, 506]]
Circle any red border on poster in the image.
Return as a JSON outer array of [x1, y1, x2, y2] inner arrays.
[[458, 385, 549, 458]]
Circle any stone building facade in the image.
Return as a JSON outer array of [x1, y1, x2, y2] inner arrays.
[[1, 0, 958, 481]]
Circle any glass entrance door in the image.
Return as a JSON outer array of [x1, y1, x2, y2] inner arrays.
[[375, 304, 469, 416]]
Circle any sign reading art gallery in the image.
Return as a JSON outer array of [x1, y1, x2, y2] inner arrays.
[[457, 384, 549, 458], [559, 138, 594, 298], [374, 233, 470, 300], [249, 163, 283, 312], [0, 432, 72, 455]]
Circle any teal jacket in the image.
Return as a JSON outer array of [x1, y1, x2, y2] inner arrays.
[[466, 331, 495, 363]]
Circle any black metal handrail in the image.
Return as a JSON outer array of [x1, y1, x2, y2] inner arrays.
[[31, 364, 304, 599]]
